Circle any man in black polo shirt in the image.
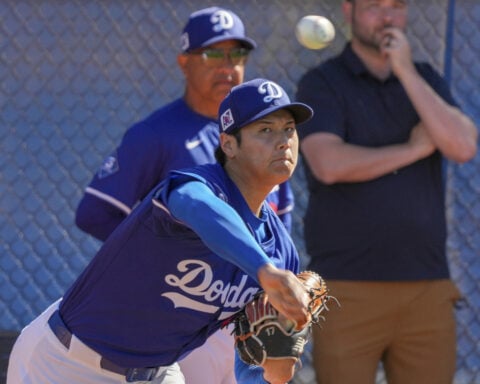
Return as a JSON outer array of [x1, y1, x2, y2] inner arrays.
[[296, 1, 478, 383]]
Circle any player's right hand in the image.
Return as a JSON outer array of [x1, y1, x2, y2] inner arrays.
[[257, 264, 311, 329]]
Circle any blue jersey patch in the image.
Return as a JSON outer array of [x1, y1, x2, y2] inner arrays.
[[97, 151, 119, 179]]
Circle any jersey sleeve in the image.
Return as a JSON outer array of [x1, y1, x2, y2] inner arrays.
[[75, 194, 126, 241], [154, 178, 273, 282], [75, 121, 164, 240], [234, 353, 265, 384]]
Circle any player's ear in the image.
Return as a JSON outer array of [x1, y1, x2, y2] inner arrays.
[[342, 0, 353, 24], [220, 132, 236, 158], [177, 54, 188, 75]]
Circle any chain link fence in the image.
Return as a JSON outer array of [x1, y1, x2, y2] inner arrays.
[[1, 1, 480, 382]]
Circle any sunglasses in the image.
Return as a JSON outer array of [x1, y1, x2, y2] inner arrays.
[[189, 47, 250, 67]]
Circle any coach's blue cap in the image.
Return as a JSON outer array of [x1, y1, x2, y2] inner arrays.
[[181, 7, 257, 52], [219, 78, 313, 134]]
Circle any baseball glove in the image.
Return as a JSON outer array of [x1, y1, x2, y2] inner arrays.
[[232, 270, 334, 367]]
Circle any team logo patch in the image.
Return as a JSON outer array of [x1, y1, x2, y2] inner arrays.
[[180, 32, 190, 51], [162, 259, 259, 319], [221, 108, 234, 131], [97, 152, 119, 179], [185, 138, 202, 150]]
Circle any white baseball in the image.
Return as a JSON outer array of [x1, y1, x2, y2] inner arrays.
[[295, 15, 335, 50]]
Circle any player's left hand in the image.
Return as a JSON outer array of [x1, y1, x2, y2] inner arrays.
[[232, 271, 337, 384]]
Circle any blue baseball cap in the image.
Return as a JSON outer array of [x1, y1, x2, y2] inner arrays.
[[181, 7, 257, 52], [219, 78, 314, 134]]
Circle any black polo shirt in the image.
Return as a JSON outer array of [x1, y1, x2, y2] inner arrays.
[[296, 43, 456, 281]]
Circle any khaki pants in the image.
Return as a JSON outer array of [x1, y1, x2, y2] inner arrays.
[[313, 280, 460, 384]]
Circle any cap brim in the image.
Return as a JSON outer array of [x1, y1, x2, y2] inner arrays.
[[283, 103, 314, 126], [199, 35, 257, 50], [234, 103, 313, 131]]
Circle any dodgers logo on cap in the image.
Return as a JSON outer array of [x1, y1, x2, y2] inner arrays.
[[259, 81, 283, 103], [181, 7, 257, 52], [211, 10, 234, 32]]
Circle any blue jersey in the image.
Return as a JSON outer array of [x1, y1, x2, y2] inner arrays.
[[61, 163, 300, 368], [266, 182, 294, 232], [75, 98, 218, 239], [76, 97, 294, 239]]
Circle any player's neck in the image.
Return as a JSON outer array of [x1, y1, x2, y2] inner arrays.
[[224, 164, 272, 217], [183, 93, 218, 120]]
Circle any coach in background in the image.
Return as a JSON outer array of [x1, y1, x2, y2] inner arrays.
[[296, 0, 477, 383], [7, 78, 314, 384], [75, 7, 294, 384], [75, 7, 294, 240]]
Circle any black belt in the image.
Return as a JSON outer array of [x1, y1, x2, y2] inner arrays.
[[48, 310, 159, 382]]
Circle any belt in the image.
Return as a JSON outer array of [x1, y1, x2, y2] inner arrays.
[[48, 310, 159, 382]]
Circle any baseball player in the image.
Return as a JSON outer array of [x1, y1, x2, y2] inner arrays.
[[7, 78, 314, 384], [74, 7, 294, 384]]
